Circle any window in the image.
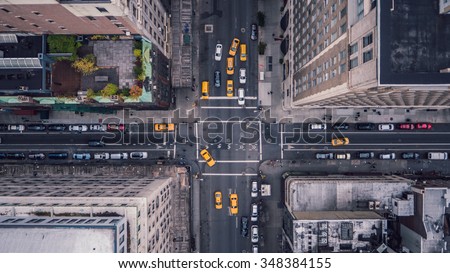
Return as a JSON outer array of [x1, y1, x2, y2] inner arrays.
[[363, 50, 373, 63], [340, 23, 347, 34], [96, 7, 108, 13], [339, 63, 346, 74], [31, 23, 40, 28], [331, 31, 337, 42], [115, 23, 125, 28], [16, 16, 26, 21], [331, 16, 337, 27], [363, 33, 373, 47], [86, 16, 96, 21], [349, 57, 358, 69], [350, 43, 358, 55], [1, 8, 10, 13], [339, 50, 346, 61], [32, 11, 41, 16], [331, 3, 337, 13], [340, 7, 347, 19], [106, 16, 117, 21], [357, 0, 364, 20], [3, 24, 14, 29], [46, 19, 54, 23], [59, 26, 67, 30]]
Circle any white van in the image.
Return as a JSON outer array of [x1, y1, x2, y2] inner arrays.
[[238, 88, 245, 106], [110, 153, 128, 160], [428, 152, 448, 160]]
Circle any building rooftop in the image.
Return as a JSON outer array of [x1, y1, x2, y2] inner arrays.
[[379, 0, 450, 85]]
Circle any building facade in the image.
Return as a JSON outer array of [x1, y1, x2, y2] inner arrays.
[[0, 0, 170, 57], [0, 176, 174, 253], [281, 0, 450, 107]]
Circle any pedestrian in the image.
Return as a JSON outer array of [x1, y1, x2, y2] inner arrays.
[[270, 91, 273, 94]]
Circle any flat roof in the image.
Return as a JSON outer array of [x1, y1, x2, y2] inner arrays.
[[379, 0, 450, 85]]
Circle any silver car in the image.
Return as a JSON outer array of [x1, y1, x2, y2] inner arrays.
[[251, 225, 259, 243], [251, 181, 258, 198]]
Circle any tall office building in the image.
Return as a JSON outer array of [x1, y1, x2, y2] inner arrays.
[[0, 176, 173, 253], [0, 0, 170, 56], [281, 0, 450, 107]]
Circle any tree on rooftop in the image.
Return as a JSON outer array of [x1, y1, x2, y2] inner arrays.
[[129, 85, 143, 98], [47, 35, 81, 61], [101, 83, 119, 97], [72, 54, 99, 75]]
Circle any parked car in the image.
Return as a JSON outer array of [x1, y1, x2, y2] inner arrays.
[[251, 225, 259, 243], [94, 153, 110, 160], [0, 124, 7, 131], [398, 123, 415, 130], [416, 123, 432, 130], [332, 123, 349, 130], [0, 153, 6, 159], [357, 151, 375, 159], [69, 125, 88, 132], [130, 152, 148, 159], [237, 88, 245, 106], [107, 124, 125, 131], [241, 216, 249, 237], [251, 181, 258, 198], [316, 152, 334, 159], [309, 123, 327, 130], [8, 125, 25, 132], [252, 245, 258, 253], [335, 153, 351, 160], [214, 43, 223, 61], [401, 152, 420, 159], [239, 68, 246, 84], [48, 152, 68, 159], [379, 153, 396, 160], [428, 152, 447, 160], [378, 124, 394, 131], [214, 191, 222, 209], [27, 124, 46, 131], [28, 153, 45, 160], [89, 124, 106, 131], [251, 203, 258, 222], [6, 152, 25, 160], [331, 137, 349, 146], [214, 70, 221, 87], [356, 123, 375, 130], [48, 124, 66, 131], [251, 24, 258, 41], [73, 153, 91, 160], [110, 153, 128, 160]]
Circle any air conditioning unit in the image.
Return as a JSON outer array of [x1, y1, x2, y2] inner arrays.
[[18, 95, 32, 102], [110, 95, 119, 101]]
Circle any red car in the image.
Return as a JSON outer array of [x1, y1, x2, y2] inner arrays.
[[416, 123, 432, 130], [107, 124, 125, 131], [398, 123, 415, 130]]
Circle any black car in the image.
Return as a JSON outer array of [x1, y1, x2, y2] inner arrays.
[[402, 152, 420, 159], [6, 152, 26, 160], [0, 124, 8, 131], [356, 123, 375, 130], [332, 123, 349, 130], [241, 216, 249, 237], [48, 124, 66, 131], [27, 124, 46, 131], [251, 24, 258, 41], [214, 70, 221, 88], [357, 152, 375, 159], [0, 153, 6, 159], [48, 152, 68, 159]]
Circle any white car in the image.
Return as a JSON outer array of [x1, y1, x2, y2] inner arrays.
[[214, 43, 223, 61], [90, 124, 106, 131], [238, 88, 245, 106], [239, 68, 246, 84], [378, 124, 394, 131], [251, 203, 258, 222], [308, 123, 327, 130], [130, 152, 148, 159], [379, 153, 396, 160], [94, 153, 110, 160], [69, 125, 88, 132], [251, 181, 258, 198], [7, 125, 25, 132], [251, 225, 259, 243], [252, 245, 258, 253], [335, 153, 351, 160]]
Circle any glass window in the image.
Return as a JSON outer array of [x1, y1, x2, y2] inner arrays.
[[96, 7, 108, 13], [363, 50, 373, 63], [340, 23, 347, 34], [350, 43, 358, 55], [349, 57, 358, 69], [339, 63, 346, 74], [363, 33, 373, 47], [339, 50, 346, 61], [340, 7, 347, 19]]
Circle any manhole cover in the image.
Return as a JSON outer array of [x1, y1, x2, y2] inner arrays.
[[241, 28, 246, 33], [205, 24, 213, 33]]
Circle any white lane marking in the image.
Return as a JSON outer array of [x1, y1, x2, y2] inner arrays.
[[259, 121, 263, 161], [199, 120, 258, 123], [282, 143, 450, 147], [284, 148, 450, 152], [195, 122, 199, 160], [203, 173, 258, 176], [173, 127, 177, 159], [201, 106, 258, 109], [280, 124, 284, 159], [199, 160, 260, 163], [202, 96, 258, 100]]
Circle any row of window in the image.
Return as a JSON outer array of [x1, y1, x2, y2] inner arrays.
[[349, 49, 373, 69]]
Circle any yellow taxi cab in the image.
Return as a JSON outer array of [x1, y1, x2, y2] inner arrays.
[[226, 80, 234, 97], [201, 81, 209, 99], [154, 123, 175, 132], [200, 149, 216, 167], [229, 193, 238, 215], [226, 57, 234, 75], [214, 191, 222, 209], [229, 38, 240, 56], [240, 44, 247, 62], [331, 137, 350, 146]]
